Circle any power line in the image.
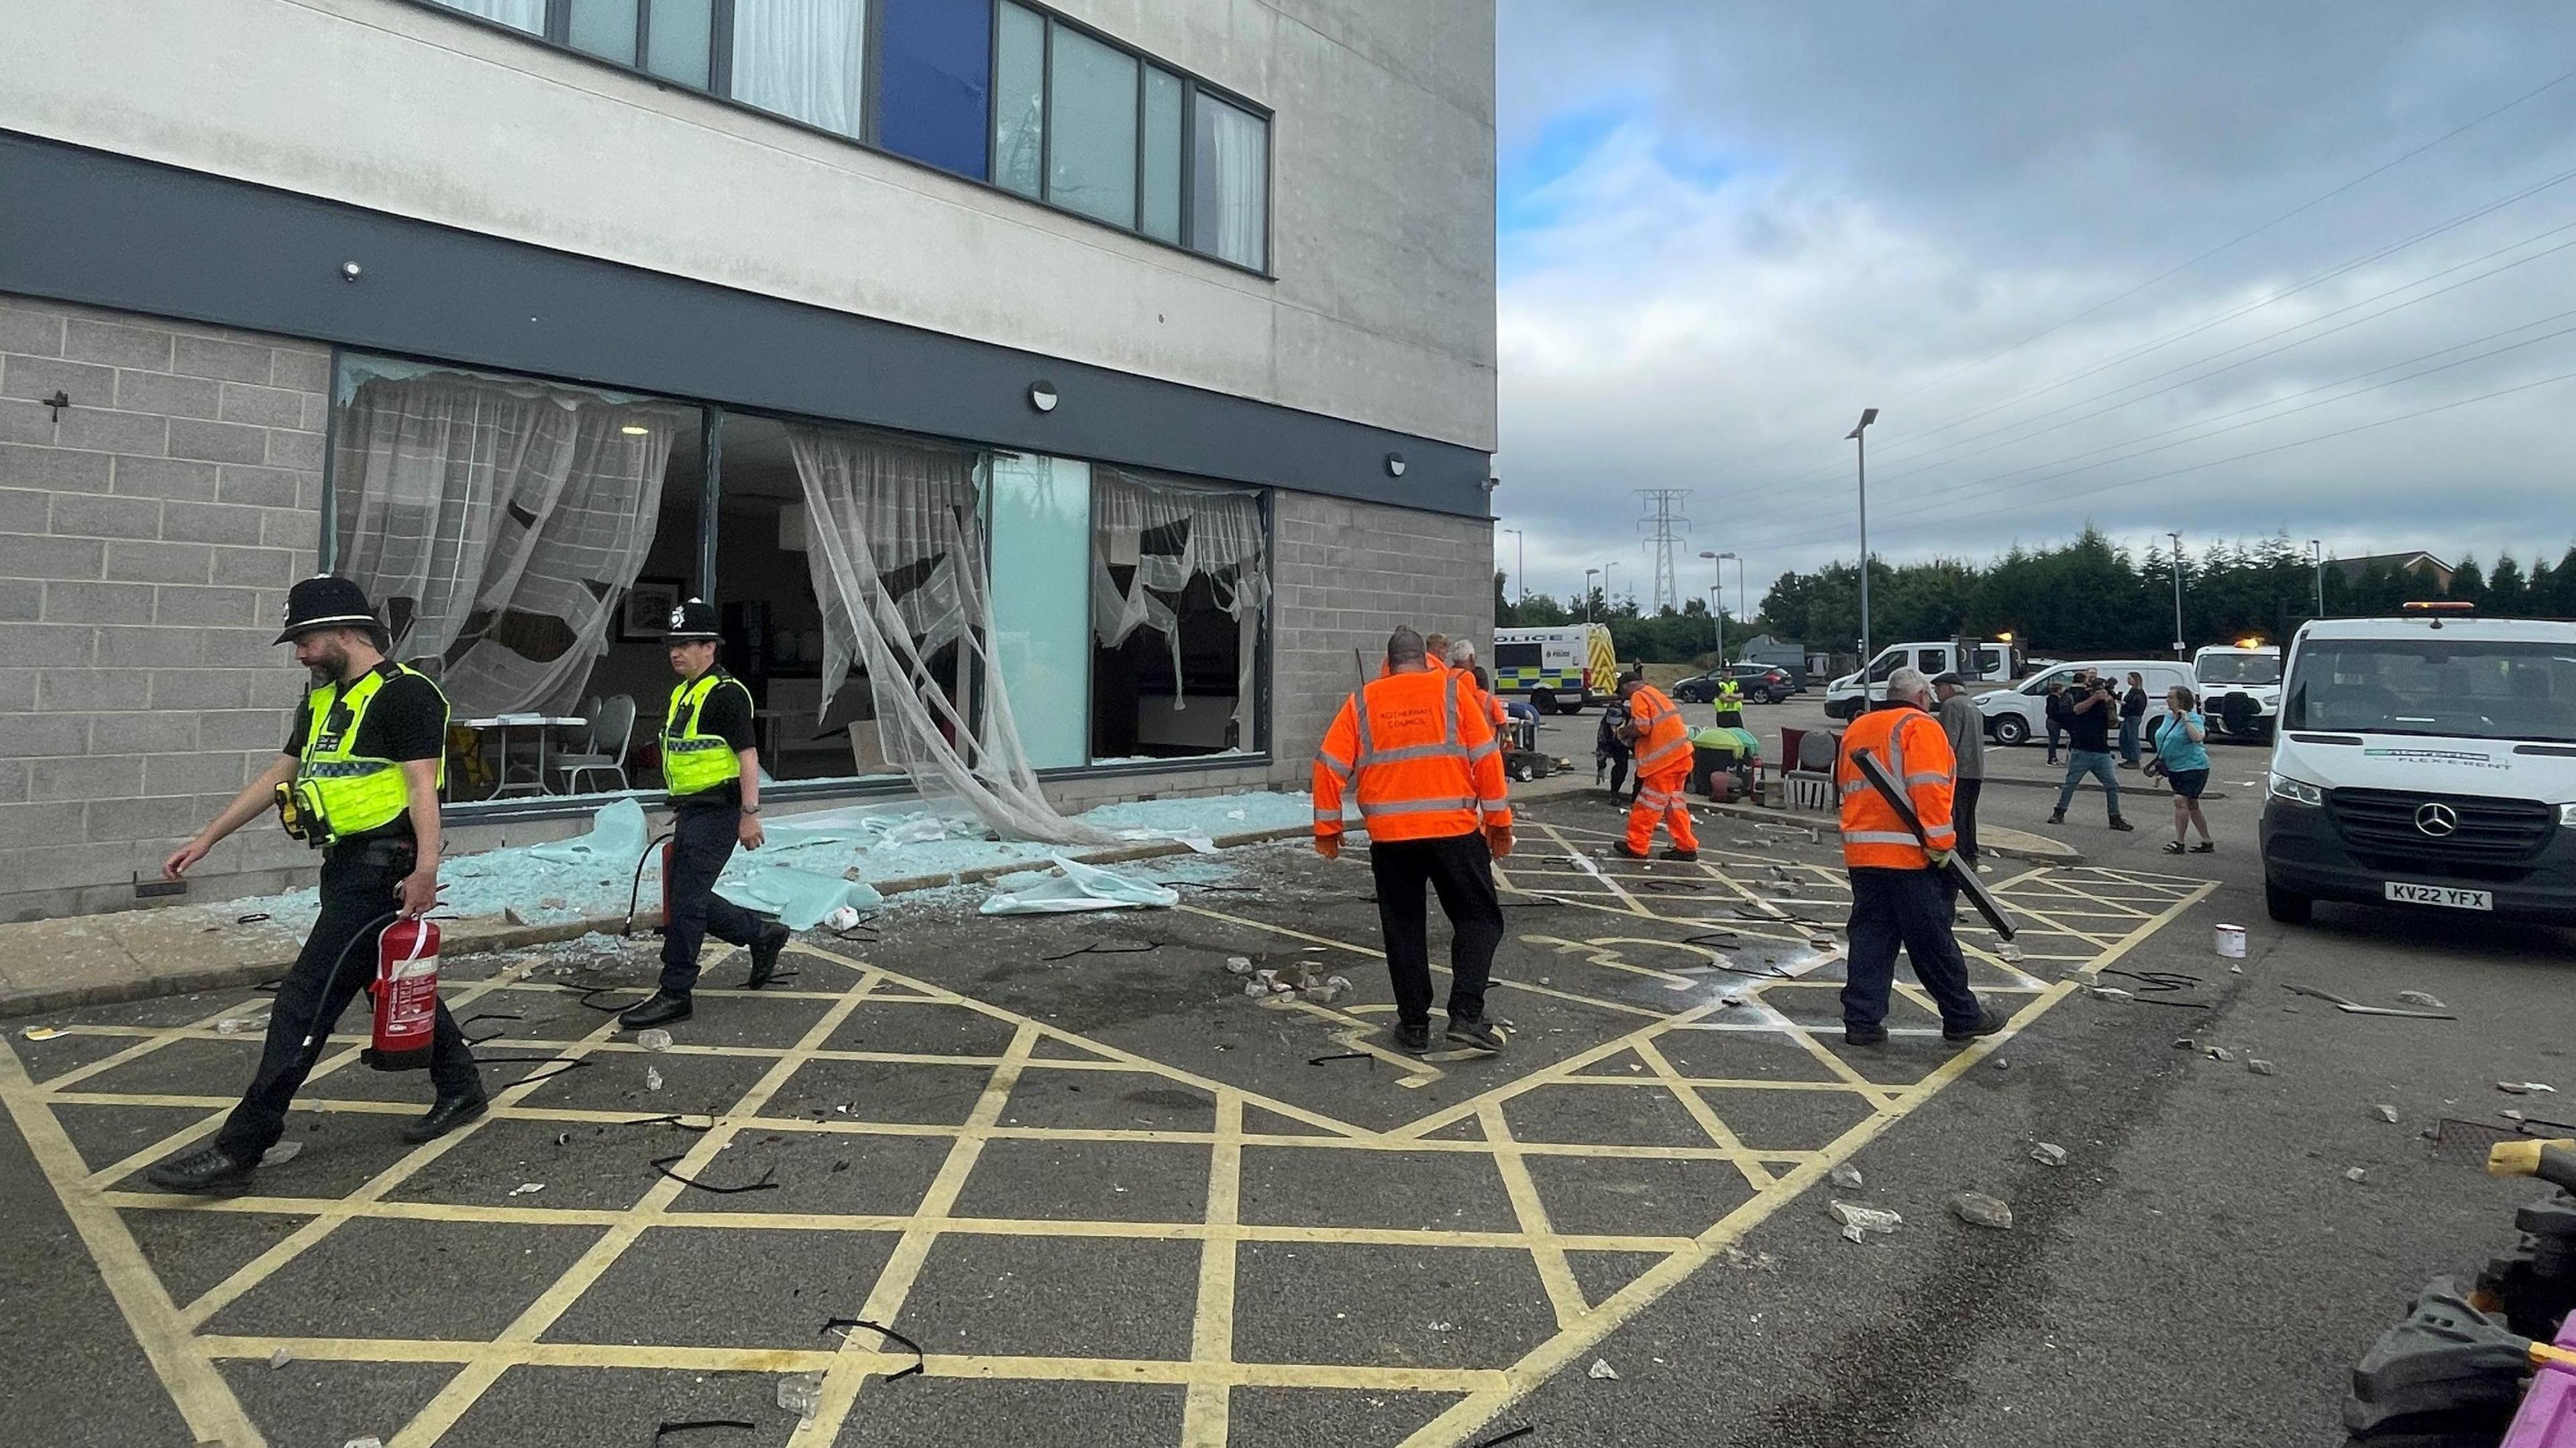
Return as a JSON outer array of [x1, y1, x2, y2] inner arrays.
[[1861, 63, 2576, 417], [1740, 170, 2576, 502], [1748, 366, 2576, 553], [1720, 220, 2576, 535]]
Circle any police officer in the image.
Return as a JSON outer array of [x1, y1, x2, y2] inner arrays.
[[146, 577, 485, 1194], [617, 598, 789, 1030]]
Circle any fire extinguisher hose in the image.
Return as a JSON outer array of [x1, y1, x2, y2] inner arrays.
[[297, 909, 402, 1054], [623, 829, 677, 938]]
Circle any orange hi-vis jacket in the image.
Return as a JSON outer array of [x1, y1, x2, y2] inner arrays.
[[1625, 685, 1692, 777], [1835, 703, 1958, 870], [1458, 669, 1509, 736], [1313, 668, 1513, 843]]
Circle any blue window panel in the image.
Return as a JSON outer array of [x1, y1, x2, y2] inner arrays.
[[878, 0, 993, 180], [568, 0, 639, 62]]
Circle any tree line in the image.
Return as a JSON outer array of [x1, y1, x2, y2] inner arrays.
[[1497, 531, 2576, 665]]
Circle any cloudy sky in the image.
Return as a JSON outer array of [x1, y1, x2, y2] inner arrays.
[[1490, 2, 2576, 609]]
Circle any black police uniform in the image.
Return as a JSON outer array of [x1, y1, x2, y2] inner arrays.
[[220, 667, 483, 1158], [657, 671, 769, 993], [623, 598, 787, 1029], [152, 577, 485, 1194]]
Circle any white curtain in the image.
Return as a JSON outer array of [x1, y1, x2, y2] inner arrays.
[[439, 0, 546, 33], [730, 0, 869, 137], [790, 425, 1110, 845], [332, 372, 681, 717], [1092, 467, 1269, 742], [1202, 99, 1268, 270]]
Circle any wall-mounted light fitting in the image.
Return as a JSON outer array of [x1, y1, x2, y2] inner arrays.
[[1385, 453, 1407, 478], [1028, 381, 1059, 413], [340, 260, 363, 282]]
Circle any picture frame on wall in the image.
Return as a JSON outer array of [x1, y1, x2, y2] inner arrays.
[[619, 577, 685, 641]]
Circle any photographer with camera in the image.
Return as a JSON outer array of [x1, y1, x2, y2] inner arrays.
[[2047, 669, 2135, 832]]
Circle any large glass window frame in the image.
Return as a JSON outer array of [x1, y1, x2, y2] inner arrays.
[[319, 345, 1274, 818], [409, 0, 1271, 275]]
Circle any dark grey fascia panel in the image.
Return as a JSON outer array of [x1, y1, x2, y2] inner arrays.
[[0, 130, 1493, 518]]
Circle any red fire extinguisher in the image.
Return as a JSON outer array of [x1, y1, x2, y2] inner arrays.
[[367, 917, 440, 1072]]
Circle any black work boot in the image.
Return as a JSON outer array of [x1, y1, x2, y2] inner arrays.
[[1394, 1020, 1432, 1053], [1446, 1015, 1507, 1053], [1613, 842, 1652, 860], [2107, 816, 2137, 832], [620, 990, 693, 1030], [402, 1090, 488, 1144], [1843, 1023, 1888, 1047], [1659, 847, 1700, 862], [145, 1144, 255, 1196], [744, 922, 792, 989], [1943, 1005, 2011, 1042], [2047, 810, 2066, 825]]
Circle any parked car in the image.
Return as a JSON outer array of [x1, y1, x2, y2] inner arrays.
[[1674, 665, 1793, 704], [1972, 659, 2197, 746]]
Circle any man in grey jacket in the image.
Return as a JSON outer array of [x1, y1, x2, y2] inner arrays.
[[1932, 671, 1984, 865]]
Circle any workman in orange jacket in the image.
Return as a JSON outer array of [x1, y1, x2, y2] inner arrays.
[[1445, 640, 1511, 740], [1833, 666, 2004, 1048], [1313, 626, 1513, 1054], [1615, 676, 1700, 859]]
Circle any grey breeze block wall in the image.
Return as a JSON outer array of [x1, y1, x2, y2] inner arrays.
[[0, 290, 329, 922]]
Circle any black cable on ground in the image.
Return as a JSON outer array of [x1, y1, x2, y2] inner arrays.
[[470, 1051, 592, 1087], [1040, 940, 1163, 964], [653, 1420, 753, 1440], [623, 829, 676, 937], [651, 1153, 778, 1195], [821, 1318, 925, 1380]]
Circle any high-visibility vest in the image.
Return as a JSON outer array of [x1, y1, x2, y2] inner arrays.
[[1716, 679, 1743, 706], [1311, 668, 1512, 842], [295, 663, 446, 838], [1456, 670, 1509, 736], [663, 671, 751, 797], [1835, 704, 1957, 870], [1627, 685, 1692, 776]]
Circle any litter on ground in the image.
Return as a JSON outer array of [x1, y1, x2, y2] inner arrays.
[[1951, 1192, 2014, 1229]]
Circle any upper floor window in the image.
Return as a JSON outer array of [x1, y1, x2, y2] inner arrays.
[[420, 0, 1269, 272]]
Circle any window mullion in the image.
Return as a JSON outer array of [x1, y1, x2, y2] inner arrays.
[[1037, 15, 1053, 203], [710, 0, 735, 95]]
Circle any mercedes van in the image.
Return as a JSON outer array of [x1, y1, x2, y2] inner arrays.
[[2260, 607, 2576, 925]]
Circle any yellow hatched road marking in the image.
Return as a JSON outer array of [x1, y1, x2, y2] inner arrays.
[[2, 844, 2216, 1448]]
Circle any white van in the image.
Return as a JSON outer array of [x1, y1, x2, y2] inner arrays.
[[2193, 644, 2282, 739], [1492, 624, 1619, 714], [1972, 659, 2197, 746], [1823, 640, 2019, 720], [2260, 609, 2576, 926]]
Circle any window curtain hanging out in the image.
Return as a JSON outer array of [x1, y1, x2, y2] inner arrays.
[[330, 370, 682, 716], [788, 424, 1111, 845]]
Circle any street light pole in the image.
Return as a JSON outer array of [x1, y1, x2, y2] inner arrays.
[[2310, 539, 2325, 618], [1697, 549, 1725, 658], [1602, 562, 1618, 612], [2168, 531, 2186, 657], [1847, 409, 1879, 665], [1719, 551, 1746, 651], [1584, 567, 1599, 623], [1502, 528, 1525, 604]]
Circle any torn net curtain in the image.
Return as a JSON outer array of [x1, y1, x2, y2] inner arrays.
[[1092, 467, 1269, 744], [790, 425, 1111, 846], [332, 372, 682, 715]]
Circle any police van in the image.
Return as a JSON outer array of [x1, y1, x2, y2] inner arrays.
[[1493, 624, 1619, 714], [2261, 606, 2576, 926]]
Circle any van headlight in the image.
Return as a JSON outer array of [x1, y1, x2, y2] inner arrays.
[[2560, 802, 2576, 828], [2267, 773, 2324, 807]]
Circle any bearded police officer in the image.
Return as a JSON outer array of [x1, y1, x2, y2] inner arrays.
[[146, 577, 486, 1194], [617, 598, 789, 1031]]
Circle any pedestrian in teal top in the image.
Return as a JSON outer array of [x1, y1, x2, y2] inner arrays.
[[2153, 686, 2214, 854]]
